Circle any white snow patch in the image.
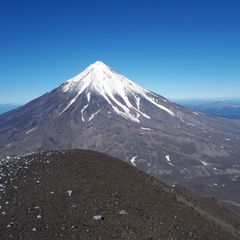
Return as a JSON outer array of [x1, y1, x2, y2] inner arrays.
[[25, 127, 37, 135], [87, 92, 91, 102], [130, 156, 137, 166], [59, 98, 77, 116], [179, 117, 193, 125], [179, 116, 184, 122], [88, 110, 101, 121], [165, 155, 171, 162], [6, 143, 12, 147], [145, 96, 175, 116], [165, 155, 175, 167], [140, 127, 152, 131], [81, 104, 89, 122], [60, 81, 92, 116], [136, 96, 141, 110]]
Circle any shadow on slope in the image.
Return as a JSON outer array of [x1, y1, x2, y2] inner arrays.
[[1, 149, 240, 240]]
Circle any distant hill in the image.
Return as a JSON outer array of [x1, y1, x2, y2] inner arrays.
[[174, 99, 240, 119], [0, 104, 21, 115], [1, 149, 240, 240]]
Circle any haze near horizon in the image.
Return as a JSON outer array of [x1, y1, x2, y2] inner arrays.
[[0, 0, 239, 104]]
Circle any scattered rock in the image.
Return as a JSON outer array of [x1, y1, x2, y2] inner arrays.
[[67, 190, 72, 196], [119, 210, 128, 215], [93, 215, 104, 221]]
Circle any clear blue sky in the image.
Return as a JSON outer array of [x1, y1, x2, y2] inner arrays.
[[1, 0, 240, 104]]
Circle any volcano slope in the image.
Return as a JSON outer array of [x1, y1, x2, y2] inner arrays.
[[1, 61, 240, 214], [1, 150, 240, 240]]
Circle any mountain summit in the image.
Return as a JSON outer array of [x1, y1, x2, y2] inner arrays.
[[1, 61, 240, 213], [59, 60, 174, 121]]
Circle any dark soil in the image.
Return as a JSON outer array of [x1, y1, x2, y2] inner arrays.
[[1, 149, 240, 239]]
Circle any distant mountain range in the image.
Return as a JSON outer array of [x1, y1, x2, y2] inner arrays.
[[1, 61, 240, 214], [0, 104, 21, 115], [2, 99, 240, 120], [175, 99, 240, 119]]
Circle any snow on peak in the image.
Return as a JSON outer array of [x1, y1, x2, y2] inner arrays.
[[60, 61, 175, 121], [92, 60, 107, 67]]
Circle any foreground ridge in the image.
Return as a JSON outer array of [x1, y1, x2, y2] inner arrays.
[[1, 149, 240, 239]]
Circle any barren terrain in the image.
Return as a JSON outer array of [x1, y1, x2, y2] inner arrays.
[[1, 150, 240, 239]]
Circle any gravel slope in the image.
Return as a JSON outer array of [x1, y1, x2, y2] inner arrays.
[[1, 150, 240, 239]]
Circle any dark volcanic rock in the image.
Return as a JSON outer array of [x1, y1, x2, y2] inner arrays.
[[0, 150, 240, 239]]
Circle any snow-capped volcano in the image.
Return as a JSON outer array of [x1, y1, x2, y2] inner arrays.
[[59, 61, 174, 121], [61, 61, 141, 94], [1, 61, 240, 213]]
